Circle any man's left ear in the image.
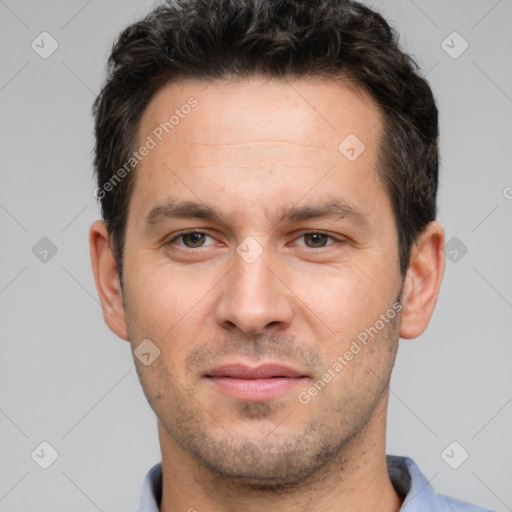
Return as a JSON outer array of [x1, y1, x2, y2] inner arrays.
[[400, 221, 445, 339]]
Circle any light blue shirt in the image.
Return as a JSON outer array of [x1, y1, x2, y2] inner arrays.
[[136, 455, 495, 511]]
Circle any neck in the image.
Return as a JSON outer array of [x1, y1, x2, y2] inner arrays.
[[158, 393, 401, 512]]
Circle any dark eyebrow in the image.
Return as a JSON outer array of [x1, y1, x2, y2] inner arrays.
[[277, 201, 370, 229], [146, 200, 221, 225], [145, 198, 370, 230]]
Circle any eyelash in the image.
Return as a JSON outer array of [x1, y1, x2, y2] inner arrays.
[[167, 230, 341, 250]]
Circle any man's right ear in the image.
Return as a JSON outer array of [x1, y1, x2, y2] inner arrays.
[[89, 220, 129, 340]]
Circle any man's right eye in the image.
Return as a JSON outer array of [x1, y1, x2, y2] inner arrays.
[[168, 231, 217, 249]]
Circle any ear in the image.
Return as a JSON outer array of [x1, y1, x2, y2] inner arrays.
[[89, 220, 129, 340], [400, 221, 445, 339]]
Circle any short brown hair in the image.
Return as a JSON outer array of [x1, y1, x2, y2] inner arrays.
[[93, 0, 439, 280]]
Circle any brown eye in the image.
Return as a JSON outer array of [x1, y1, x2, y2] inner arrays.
[[303, 233, 331, 248], [168, 231, 215, 248], [181, 232, 208, 248]]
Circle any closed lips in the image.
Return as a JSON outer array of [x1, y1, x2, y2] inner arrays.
[[205, 364, 307, 379]]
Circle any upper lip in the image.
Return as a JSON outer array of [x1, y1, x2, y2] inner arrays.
[[205, 363, 307, 379]]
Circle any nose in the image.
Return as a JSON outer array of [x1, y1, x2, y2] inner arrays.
[[215, 246, 294, 336]]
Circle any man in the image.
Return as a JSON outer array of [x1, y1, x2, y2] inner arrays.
[[89, 1, 494, 511]]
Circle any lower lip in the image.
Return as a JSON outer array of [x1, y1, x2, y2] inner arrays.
[[207, 377, 306, 401]]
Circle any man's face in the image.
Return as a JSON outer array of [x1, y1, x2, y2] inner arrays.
[[122, 77, 403, 485]]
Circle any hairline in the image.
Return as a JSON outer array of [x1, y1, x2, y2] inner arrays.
[[110, 73, 408, 283]]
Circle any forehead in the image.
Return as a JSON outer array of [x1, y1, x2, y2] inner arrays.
[[131, 77, 386, 222], [139, 76, 382, 149]]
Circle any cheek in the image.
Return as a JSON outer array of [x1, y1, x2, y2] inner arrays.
[[127, 253, 206, 310], [123, 259, 219, 355], [292, 260, 398, 335]]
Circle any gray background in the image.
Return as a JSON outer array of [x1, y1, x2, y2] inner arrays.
[[1, 0, 511, 510]]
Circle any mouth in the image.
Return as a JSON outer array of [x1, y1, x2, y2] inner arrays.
[[204, 363, 309, 401]]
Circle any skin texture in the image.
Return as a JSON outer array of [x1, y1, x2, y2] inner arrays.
[[90, 77, 445, 512]]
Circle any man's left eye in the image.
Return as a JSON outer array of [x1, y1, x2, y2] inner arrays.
[[295, 232, 337, 248]]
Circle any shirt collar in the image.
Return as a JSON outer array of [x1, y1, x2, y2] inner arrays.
[[136, 455, 493, 512]]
